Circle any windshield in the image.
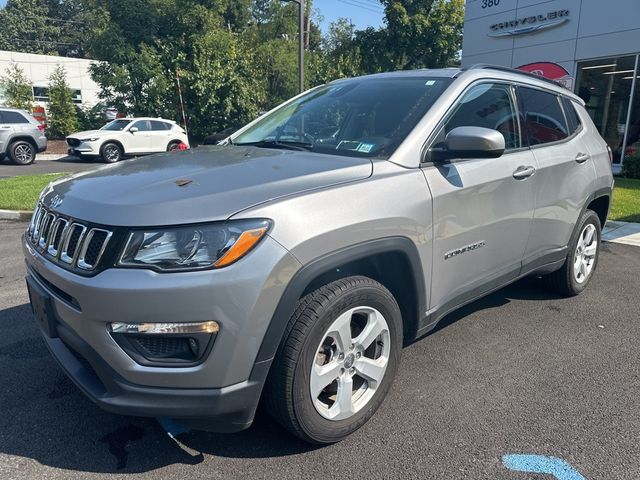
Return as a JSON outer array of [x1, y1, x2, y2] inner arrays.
[[100, 119, 132, 131], [233, 76, 452, 158]]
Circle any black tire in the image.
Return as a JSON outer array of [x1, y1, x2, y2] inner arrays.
[[100, 142, 122, 163], [167, 141, 181, 152], [8, 140, 36, 165], [264, 276, 402, 444], [543, 209, 602, 296]]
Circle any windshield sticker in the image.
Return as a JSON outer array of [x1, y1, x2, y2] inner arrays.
[[425, 80, 436, 86], [356, 143, 375, 153]]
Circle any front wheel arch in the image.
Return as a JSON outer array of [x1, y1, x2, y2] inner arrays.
[[255, 237, 426, 367]]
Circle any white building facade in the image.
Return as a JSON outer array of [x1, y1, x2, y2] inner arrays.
[[462, 0, 640, 171], [0, 50, 101, 108]]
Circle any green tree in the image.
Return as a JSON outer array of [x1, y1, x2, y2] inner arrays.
[[0, 0, 96, 57], [47, 65, 79, 138], [86, 0, 266, 138], [378, 0, 464, 70], [0, 64, 33, 111]]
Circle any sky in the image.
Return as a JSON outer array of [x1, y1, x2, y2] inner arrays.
[[0, 0, 386, 32], [315, 0, 385, 32]]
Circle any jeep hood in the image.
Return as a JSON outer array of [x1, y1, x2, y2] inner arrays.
[[41, 146, 373, 226]]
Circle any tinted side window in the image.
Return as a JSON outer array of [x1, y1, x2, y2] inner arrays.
[[3, 111, 29, 124], [519, 88, 568, 146], [561, 97, 582, 135], [439, 83, 521, 150], [131, 120, 151, 131], [151, 120, 170, 131]]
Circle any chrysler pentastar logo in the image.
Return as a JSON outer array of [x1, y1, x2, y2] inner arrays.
[[49, 194, 63, 210], [489, 10, 569, 37]]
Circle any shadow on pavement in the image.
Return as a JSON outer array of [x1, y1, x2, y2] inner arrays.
[[425, 276, 567, 338], [0, 276, 564, 474], [0, 303, 316, 474]]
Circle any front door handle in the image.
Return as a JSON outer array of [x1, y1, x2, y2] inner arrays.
[[513, 165, 536, 180], [575, 152, 590, 163]]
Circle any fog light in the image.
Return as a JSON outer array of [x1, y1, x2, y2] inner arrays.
[[109, 321, 219, 367], [109, 321, 219, 335]]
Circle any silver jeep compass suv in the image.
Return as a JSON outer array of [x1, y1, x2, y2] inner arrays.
[[23, 66, 614, 444]]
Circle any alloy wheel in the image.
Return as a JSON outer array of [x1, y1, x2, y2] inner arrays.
[[310, 306, 391, 421], [104, 145, 120, 162], [15, 144, 34, 163], [573, 223, 597, 284]]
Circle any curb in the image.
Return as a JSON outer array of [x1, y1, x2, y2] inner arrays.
[[0, 209, 32, 221]]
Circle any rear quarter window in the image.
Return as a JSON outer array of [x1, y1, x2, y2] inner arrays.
[[151, 120, 171, 131], [2, 111, 30, 124], [561, 97, 582, 135], [519, 87, 569, 146]]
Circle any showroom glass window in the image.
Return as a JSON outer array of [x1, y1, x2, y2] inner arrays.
[[576, 55, 639, 165]]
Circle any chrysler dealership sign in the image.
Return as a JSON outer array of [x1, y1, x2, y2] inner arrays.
[[489, 10, 570, 37]]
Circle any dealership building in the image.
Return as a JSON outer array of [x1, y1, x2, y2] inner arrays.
[[0, 50, 100, 109], [462, 0, 640, 172]]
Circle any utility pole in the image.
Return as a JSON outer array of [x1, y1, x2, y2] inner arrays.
[[281, 0, 305, 93]]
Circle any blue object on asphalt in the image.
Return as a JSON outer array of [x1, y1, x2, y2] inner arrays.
[[502, 454, 586, 480], [157, 417, 189, 438]]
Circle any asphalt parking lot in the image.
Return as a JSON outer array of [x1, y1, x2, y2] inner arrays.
[[0, 220, 638, 479], [0, 155, 104, 179]]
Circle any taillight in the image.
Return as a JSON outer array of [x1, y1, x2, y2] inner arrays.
[[37, 124, 46, 132], [607, 146, 613, 164]]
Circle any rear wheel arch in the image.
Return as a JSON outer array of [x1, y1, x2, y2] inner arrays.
[[255, 237, 427, 366], [9, 136, 38, 151], [167, 139, 182, 151], [586, 194, 610, 228]]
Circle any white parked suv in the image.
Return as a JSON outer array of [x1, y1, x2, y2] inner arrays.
[[67, 117, 189, 163]]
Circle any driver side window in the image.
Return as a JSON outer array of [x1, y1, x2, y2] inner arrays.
[[131, 120, 151, 132], [435, 83, 522, 151]]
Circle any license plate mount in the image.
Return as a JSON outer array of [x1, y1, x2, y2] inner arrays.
[[26, 276, 58, 338]]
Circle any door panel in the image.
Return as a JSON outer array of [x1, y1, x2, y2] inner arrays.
[[518, 88, 597, 264], [149, 120, 172, 152], [424, 150, 537, 310], [423, 82, 537, 311], [126, 120, 152, 153], [0, 112, 13, 154]]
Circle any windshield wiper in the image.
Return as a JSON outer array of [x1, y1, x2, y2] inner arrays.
[[234, 140, 314, 152]]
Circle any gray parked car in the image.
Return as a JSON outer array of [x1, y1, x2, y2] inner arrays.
[[0, 107, 47, 164], [23, 65, 613, 444]]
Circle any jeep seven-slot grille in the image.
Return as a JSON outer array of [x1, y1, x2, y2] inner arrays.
[[28, 203, 113, 271]]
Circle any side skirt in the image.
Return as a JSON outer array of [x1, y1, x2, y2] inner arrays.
[[413, 249, 568, 339]]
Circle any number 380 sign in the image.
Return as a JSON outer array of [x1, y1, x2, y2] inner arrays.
[[481, 0, 500, 8]]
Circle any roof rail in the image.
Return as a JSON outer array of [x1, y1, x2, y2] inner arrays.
[[464, 64, 566, 89]]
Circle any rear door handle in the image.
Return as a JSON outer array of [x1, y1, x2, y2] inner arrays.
[[575, 152, 590, 163], [513, 165, 536, 180]]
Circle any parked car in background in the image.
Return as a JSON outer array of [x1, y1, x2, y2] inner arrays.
[[0, 107, 47, 165], [66, 117, 189, 163], [202, 127, 237, 145]]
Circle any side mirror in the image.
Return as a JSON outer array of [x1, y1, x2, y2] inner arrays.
[[431, 126, 505, 162], [129, 126, 139, 134]]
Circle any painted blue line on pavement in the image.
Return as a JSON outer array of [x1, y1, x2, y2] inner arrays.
[[502, 454, 586, 480]]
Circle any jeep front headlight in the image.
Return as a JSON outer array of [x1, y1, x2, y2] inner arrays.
[[118, 219, 270, 272]]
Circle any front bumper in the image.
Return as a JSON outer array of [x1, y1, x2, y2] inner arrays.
[[67, 140, 98, 155], [23, 233, 300, 429], [41, 306, 270, 431]]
